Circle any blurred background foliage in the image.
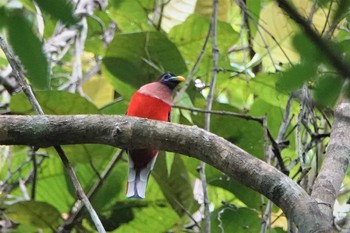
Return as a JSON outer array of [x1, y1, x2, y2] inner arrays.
[[0, 0, 350, 232]]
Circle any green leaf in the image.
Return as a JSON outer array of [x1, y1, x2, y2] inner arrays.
[[165, 151, 175, 176], [153, 153, 198, 216], [252, 73, 290, 108], [5, 201, 62, 229], [0, 7, 5, 29], [332, 0, 350, 24], [6, 11, 50, 90], [246, 0, 261, 36], [169, 14, 238, 73], [313, 74, 344, 107], [34, 154, 75, 213], [192, 99, 264, 157], [195, 0, 232, 22], [99, 99, 129, 115], [177, 92, 194, 124], [9, 91, 99, 114], [112, 202, 179, 233], [90, 158, 128, 213], [216, 76, 254, 110], [293, 33, 326, 64], [34, 0, 78, 26], [206, 165, 261, 209], [211, 207, 260, 233], [277, 63, 316, 93], [102, 31, 187, 100], [18, 0, 36, 13], [108, 0, 154, 32]]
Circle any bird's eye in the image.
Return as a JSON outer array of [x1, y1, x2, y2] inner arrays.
[[164, 73, 172, 80]]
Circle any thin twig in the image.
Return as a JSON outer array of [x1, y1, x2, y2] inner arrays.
[[265, 129, 289, 175], [60, 150, 124, 231], [30, 147, 37, 200], [55, 146, 104, 233], [71, 18, 88, 94], [200, 1, 219, 232], [173, 199, 202, 231], [0, 37, 44, 115], [277, 95, 294, 142], [260, 200, 273, 233], [0, 36, 106, 233], [321, 0, 334, 37], [173, 16, 212, 103], [172, 105, 264, 123]]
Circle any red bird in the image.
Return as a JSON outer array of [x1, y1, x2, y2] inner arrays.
[[126, 73, 185, 198]]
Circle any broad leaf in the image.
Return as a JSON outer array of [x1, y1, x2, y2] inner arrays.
[[169, 14, 238, 73], [108, 0, 154, 32], [6, 11, 50, 90], [5, 201, 62, 229], [313, 74, 344, 107], [10, 91, 99, 114], [211, 207, 260, 233], [195, 0, 232, 22], [34, 0, 78, 26], [103, 31, 187, 100], [206, 165, 261, 209], [111, 202, 179, 233], [153, 152, 198, 216]]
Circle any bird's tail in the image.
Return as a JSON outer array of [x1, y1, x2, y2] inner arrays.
[[126, 154, 157, 199]]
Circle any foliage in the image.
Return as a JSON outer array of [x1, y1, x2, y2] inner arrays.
[[0, 0, 350, 232]]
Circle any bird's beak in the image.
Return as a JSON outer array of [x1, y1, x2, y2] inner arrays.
[[175, 76, 185, 82]]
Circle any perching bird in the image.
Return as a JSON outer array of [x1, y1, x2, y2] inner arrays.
[[126, 73, 185, 198]]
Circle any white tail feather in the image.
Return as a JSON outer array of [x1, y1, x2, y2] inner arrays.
[[126, 154, 157, 198]]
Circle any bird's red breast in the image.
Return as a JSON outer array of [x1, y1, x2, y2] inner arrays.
[[127, 91, 171, 121]]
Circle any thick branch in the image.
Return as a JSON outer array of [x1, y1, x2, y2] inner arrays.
[[311, 100, 350, 220], [0, 115, 331, 232]]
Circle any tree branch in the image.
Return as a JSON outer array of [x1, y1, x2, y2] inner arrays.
[[311, 99, 350, 221], [0, 114, 332, 232]]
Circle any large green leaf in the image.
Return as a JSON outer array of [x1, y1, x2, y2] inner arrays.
[[6, 11, 49, 90], [34, 153, 75, 213], [246, 0, 261, 36], [108, 0, 154, 32], [90, 158, 128, 213], [194, 0, 232, 22], [332, 0, 350, 24], [216, 76, 254, 110], [0, 7, 6, 29], [169, 14, 238, 75], [276, 63, 317, 93], [102, 31, 187, 100], [292, 33, 326, 65], [206, 165, 261, 209], [5, 201, 62, 229], [211, 207, 260, 233], [111, 202, 179, 233], [252, 73, 291, 108], [34, 0, 78, 26], [153, 153, 198, 216], [192, 99, 264, 158], [9, 91, 99, 114], [313, 74, 344, 107]]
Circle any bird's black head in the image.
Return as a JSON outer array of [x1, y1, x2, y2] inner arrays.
[[158, 72, 185, 90]]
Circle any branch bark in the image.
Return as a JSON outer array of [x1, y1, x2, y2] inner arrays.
[[311, 99, 350, 221], [0, 115, 332, 232]]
